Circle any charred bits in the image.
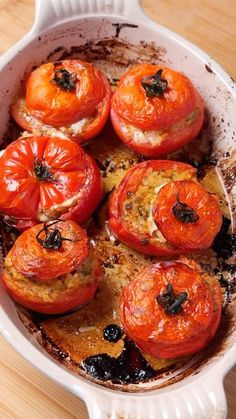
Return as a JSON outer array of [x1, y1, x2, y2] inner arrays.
[[83, 337, 156, 384]]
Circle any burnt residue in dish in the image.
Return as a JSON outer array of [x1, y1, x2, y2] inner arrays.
[[47, 38, 166, 69], [83, 337, 156, 384], [212, 216, 236, 305], [213, 216, 235, 260]]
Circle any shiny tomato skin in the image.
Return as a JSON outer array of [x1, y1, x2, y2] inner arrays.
[[120, 261, 222, 358], [153, 180, 222, 250], [11, 70, 111, 145], [26, 60, 106, 127], [109, 160, 197, 257], [10, 221, 89, 281], [111, 64, 204, 156], [70, 70, 111, 143], [0, 136, 103, 226], [111, 106, 204, 158]]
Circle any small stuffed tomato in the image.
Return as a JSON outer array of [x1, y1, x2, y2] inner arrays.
[[120, 261, 222, 358], [111, 64, 204, 157], [11, 60, 111, 144], [1, 220, 103, 314], [153, 179, 222, 250], [0, 135, 102, 229], [109, 160, 197, 256]]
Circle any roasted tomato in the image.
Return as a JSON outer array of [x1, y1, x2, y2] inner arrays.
[[0, 135, 102, 228], [120, 261, 222, 358], [153, 180, 222, 250], [109, 160, 197, 256], [111, 64, 204, 157], [1, 220, 103, 314], [11, 60, 111, 144]]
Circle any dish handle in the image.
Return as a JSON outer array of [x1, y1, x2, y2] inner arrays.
[[82, 374, 227, 419], [32, 0, 150, 34]]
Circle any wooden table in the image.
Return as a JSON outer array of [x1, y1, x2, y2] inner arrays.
[[0, 1, 235, 418]]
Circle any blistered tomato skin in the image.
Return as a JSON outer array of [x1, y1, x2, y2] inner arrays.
[[109, 160, 197, 257], [11, 60, 111, 144], [120, 261, 222, 359], [153, 180, 223, 250], [26, 60, 106, 126], [1, 221, 103, 314], [111, 64, 204, 157], [0, 135, 103, 227], [10, 221, 89, 281]]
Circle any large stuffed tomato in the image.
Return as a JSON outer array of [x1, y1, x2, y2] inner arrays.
[[120, 261, 222, 358], [153, 179, 222, 250], [0, 135, 102, 228], [109, 160, 197, 256], [111, 64, 204, 157], [1, 220, 103, 314], [11, 60, 111, 144]]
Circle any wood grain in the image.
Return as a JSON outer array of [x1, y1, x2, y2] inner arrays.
[[0, 1, 235, 418]]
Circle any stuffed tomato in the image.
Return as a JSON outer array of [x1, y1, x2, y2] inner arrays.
[[111, 64, 204, 157], [109, 160, 222, 256], [0, 135, 102, 229], [1, 220, 103, 314], [109, 160, 197, 256], [11, 60, 111, 144], [120, 260, 222, 358]]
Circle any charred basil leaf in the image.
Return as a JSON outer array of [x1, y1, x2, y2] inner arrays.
[[141, 69, 168, 98], [36, 220, 73, 250], [156, 283, 188, 315], [52, 68, 77, 91], [172, 195, 199, 224]]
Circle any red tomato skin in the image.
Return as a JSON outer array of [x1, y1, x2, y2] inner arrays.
[[61, 154, 103, 225], [11, 70, 111, 144], [153, 180, 222, 250], [120, 261, 222, 358], [112, 64, 204, 130], [110, 106, 204, 158], [26, 61, 106, 127], [0, 136, 103, 227], [10, 221, 89, 281], [71, 71, 111, 144], [111, 64, 204, 157], [109, 160, 197, 257]]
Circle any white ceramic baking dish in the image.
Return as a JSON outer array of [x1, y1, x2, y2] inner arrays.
[[0, 0, 235, 418]]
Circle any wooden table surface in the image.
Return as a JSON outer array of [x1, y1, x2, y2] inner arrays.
[[0, 1, 235, 418]]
